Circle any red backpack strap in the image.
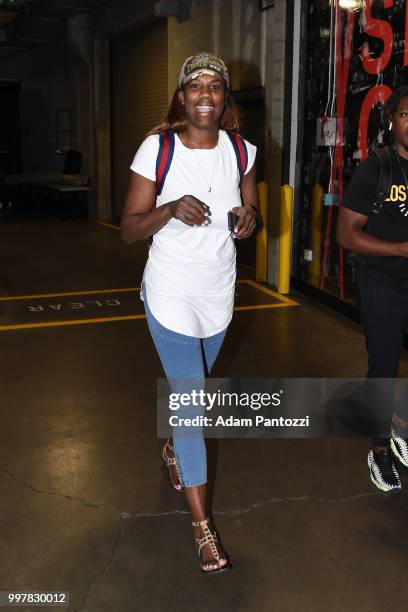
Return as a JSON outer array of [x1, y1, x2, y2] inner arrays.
[[227, 132, 248, 188], [156, 128, 175, 196]]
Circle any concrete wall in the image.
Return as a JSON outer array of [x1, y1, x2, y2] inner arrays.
[[93, 38, 111, 221], [264, 0, 286, 287], [168, 0, 263, 98], [0, 40, 69, 173], [67, 15, 94, 178], [92, 0, 156, 39], [77, 1, 157, 219]]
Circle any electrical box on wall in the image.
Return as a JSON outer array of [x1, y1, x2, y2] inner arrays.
[[316, 117, 337, 146], [323, 193, 338, 206]]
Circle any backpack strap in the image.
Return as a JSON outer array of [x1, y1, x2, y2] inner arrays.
[[371, 145, 392, 215], [226, 132, 248, 188], [148, 129, 175, 245], [156, 128, 175, 196]]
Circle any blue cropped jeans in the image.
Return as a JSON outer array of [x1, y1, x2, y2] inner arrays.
[[143, 289, 227, 487]]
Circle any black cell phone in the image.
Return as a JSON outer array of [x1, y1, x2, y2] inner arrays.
[[228, 211, 239, 232]]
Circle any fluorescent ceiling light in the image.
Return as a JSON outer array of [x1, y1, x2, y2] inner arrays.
[[339, 0, 364, 9]]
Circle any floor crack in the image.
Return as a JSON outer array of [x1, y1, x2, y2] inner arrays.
[[2, 467, 119, 515], [3, 466, 405, 525], [122, 490, 405, 521], [71, 517, 124, 612], [213, 491, 406, 515]]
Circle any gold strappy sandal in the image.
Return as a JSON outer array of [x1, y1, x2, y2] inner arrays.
[[162, 439, 183, 491], [192, 518, 231, 574]]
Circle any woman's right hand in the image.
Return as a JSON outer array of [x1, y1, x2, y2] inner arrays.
[[169, 195, 209, 226], [121, 174, 209, 243]]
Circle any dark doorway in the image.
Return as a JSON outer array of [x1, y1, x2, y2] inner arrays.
[[0, 81, 21, 174], [110, 19, 168, 218]]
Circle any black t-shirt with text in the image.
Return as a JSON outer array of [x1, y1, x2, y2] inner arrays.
[[343, 146, 408, 288]]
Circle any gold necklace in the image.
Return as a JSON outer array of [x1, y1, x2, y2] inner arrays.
[[185, 136, 220, 193], [184, 134, 218, 148]]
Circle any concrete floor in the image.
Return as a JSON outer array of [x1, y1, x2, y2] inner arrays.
[[1, 215, 408, 612]]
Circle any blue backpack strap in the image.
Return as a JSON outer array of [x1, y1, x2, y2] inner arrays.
[[227, 131, 248, 188], [156, 128, 175, 196], [148, 128, 175, 245]]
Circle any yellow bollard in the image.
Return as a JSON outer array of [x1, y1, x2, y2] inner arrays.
[[256, 181, 268, 281], [278, 185, 293, 294], [309, 184, 323, 286]]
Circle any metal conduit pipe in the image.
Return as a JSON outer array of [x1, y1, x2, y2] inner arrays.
[[256, 181, 268, 282], [309, 184, 324, 287]]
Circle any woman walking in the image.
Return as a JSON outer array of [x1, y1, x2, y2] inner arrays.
[[121, 52, 259, 573]]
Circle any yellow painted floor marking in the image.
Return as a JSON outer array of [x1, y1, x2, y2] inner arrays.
[[236, 279, 299, 306], [0, 282, 297, 306], [96, 220, 120, 231], [0, 314, 146, 332], [0, 287, 140, 302], [0, 302, 296, 331], [0, 280, 299, 331], [235, 303, 296, 312]]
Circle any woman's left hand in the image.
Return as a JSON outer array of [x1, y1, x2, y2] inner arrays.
[[230, 206, 258, 239]]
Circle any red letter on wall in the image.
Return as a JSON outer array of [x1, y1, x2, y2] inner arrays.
[[405, 0, 408, 66], [361, 0, 394, 74]]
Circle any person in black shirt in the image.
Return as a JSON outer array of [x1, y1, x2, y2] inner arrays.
[[338, 86, 408, 493]]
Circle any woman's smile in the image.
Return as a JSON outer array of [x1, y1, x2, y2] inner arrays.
[[196, 104, 215, 115]]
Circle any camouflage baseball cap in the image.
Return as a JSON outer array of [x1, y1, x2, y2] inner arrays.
[[178, 52, 229, 89]]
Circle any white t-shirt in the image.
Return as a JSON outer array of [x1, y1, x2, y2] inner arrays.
[[130, 130, 256, 337]]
